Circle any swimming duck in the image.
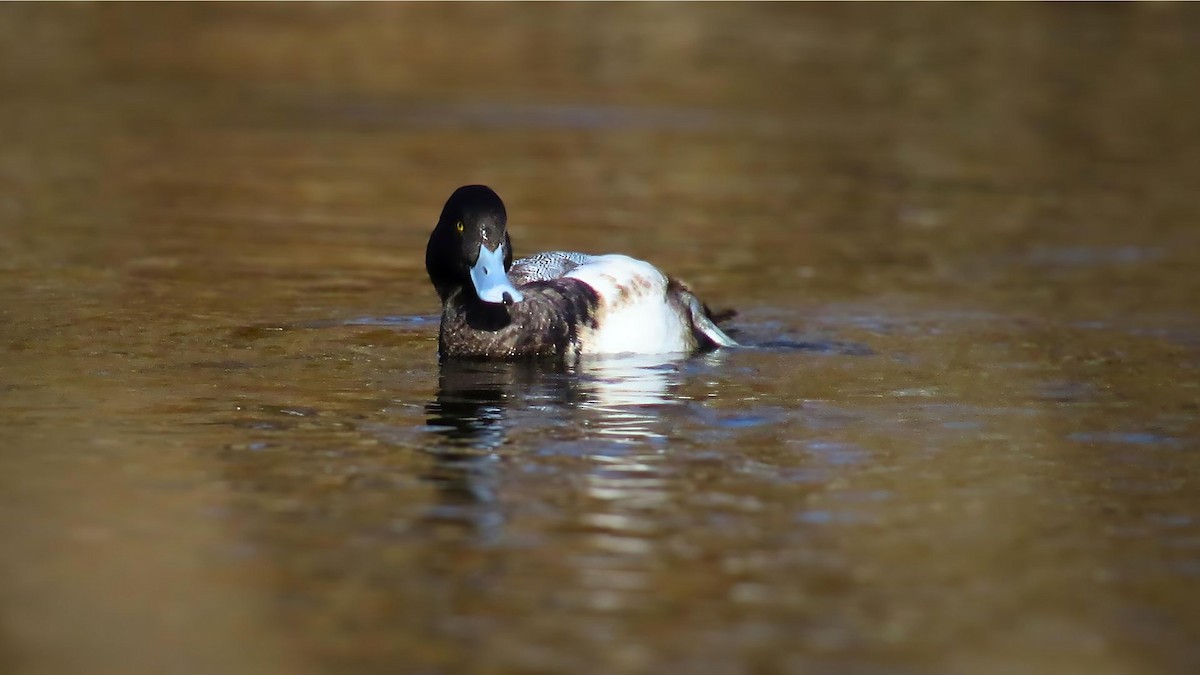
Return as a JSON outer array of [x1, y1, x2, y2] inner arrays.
[[426, 185, 737, 360]]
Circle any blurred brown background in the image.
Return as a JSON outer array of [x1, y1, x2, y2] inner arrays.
[[3, 5, 1199, 675]]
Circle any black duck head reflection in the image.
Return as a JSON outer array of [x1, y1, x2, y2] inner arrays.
[[425, 359, 574, 453]]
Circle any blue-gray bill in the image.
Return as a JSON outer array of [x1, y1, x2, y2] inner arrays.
[[469, 243, 524, 305]]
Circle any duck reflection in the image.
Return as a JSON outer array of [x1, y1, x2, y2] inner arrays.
[[425, 355, 692, 448], [421, 356, 697, 537], [421, 353, 727, 611]]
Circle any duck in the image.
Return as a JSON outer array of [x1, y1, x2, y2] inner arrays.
[[426, 184, 738, 360]]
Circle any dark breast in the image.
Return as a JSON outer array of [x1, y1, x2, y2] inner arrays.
[[438, 278, 601, 360]]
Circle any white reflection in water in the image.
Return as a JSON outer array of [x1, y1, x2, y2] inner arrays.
[[575, 356, 681, 520], [571, 355, 694, 610], [577, 354, 681, 441]]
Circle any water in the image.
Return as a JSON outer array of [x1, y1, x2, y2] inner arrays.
[[3, 4, 1200, 674]]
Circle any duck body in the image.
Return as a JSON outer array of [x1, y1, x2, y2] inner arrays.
[[427, 185, 737, 361]]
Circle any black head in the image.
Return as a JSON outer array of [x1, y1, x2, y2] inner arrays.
[[426, 185, 523, 305]]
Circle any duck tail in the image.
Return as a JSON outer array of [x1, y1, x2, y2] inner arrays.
[[693, 306, 739, 349], [672, 282, 739, 349]]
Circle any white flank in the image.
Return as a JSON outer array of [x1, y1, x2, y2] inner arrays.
[[565, 254, 694, 355]]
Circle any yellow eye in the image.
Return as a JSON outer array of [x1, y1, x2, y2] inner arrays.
[[455, 221, 464, 233]]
